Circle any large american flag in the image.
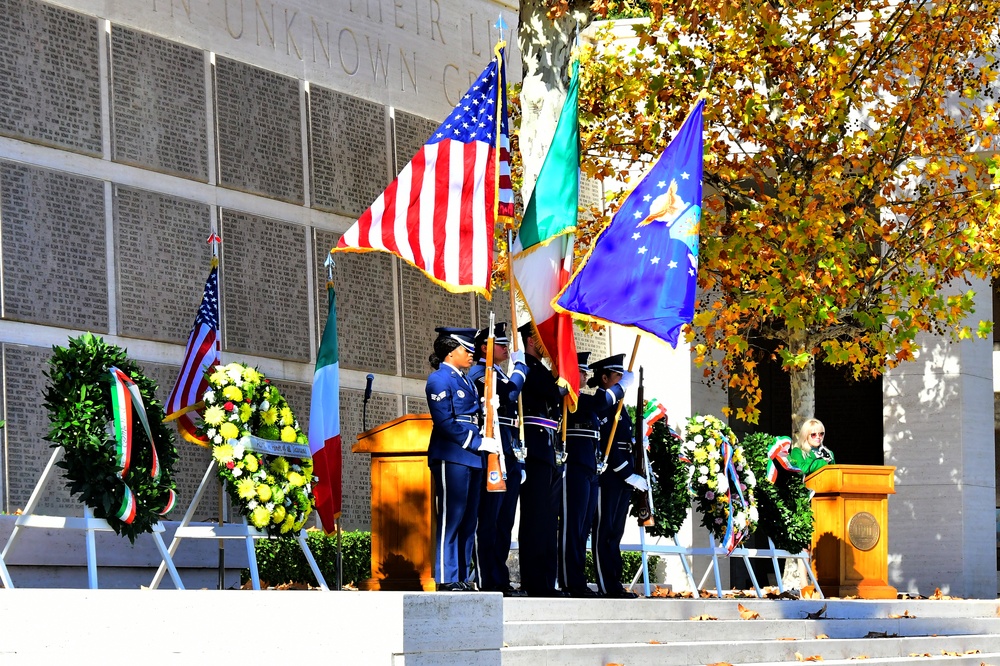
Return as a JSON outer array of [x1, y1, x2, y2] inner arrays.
[[334, 49, 513, 297], [164, 262, 220, 445]]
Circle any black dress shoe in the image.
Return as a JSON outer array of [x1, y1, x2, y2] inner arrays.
[[526, 588, 571, 598], [501, 587, 527, 597], [436, 582, 468, 591], [603, 588, 638, 598], [568, 587, 599, 598]]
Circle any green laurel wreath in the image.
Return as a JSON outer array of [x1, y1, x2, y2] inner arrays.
[[43, 333, 179, 543], [644, 419, 693, 539], [741, 432, 814, 553]]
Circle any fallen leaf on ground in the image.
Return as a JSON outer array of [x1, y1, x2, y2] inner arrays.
[[738, 603, 761, 620], [648, 640, 661, 644], [778, 638, 798, 641], [804, 603, 828, 619], [706, 663, 733, 666], [888, 610, 916, 619], [690, 614, 718, 620], [815, 634, 829, 640], [795, 652, 824, 661]]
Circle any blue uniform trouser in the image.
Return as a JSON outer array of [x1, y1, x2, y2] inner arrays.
[[592, 472, 631, 595], [431, 460, 482, 584], [475, 458, 522, 591], [518, 457, 561, 593], [559, 461, 599, 593]]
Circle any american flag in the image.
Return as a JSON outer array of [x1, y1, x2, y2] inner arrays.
[[334, 49, 513, 297], [164, 263, 220, 445]]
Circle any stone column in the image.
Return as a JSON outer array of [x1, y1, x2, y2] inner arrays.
[[883, 280, 997, 598]]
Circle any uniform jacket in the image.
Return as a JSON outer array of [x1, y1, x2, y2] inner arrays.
[[468, 358, 528, 458], [520, 354, 564, 467], [426, 362, 485, 468], [598, 384, 634, 479], [566, 387, 619, 473]]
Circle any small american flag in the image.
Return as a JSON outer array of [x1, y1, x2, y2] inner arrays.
[[164, 263, 220, 445], [334, 48, 513, 297]]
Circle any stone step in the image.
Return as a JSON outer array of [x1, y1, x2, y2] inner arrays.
[[504, 617, 1000, 647], [737, 655, 1000, 666], [502, 597, 1000, 622], [501, 633, 1000, 666]]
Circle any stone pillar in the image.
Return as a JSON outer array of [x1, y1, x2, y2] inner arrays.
[[883, 280, 997, 598]]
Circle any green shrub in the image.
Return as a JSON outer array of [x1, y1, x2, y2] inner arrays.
[[244, 529, 371, 587]]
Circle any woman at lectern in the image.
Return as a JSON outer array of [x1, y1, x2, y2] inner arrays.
[[425, 327, 501, 592], [789, 418, 835, 476]]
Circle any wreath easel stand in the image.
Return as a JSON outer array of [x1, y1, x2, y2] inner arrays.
[[149, 458, 329, 590], [0, 446, 184, 589]]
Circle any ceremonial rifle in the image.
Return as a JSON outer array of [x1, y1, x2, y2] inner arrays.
[[484, 312, 506, 492], [631, 367, 654, 526]]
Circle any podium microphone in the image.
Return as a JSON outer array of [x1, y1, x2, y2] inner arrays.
[[363, 373, 374, 431]]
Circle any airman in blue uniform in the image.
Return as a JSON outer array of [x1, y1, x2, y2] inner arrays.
[[589, 354, 647, 598], [426, 326, 502, 591], [558, 351, 620, 597], [468, 322, 528, 596], [516, 322, 569, 597]]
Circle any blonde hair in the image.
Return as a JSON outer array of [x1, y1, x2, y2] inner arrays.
[[794, 418, 824, 452]]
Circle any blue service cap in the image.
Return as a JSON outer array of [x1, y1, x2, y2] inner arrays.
[[434, 326, 477, 352], [590, 353, 626, 374], [475, 322, 509, 347], [577, 351, 591, 371]]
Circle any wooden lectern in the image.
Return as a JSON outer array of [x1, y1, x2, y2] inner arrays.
[[352, 413, 435, 591], [805, 464, 897, 599]]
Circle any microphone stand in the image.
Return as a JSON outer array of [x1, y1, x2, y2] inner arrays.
[[362, 373, 374, 432]]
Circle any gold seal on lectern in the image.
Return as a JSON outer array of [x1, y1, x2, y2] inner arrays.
[[848, 511, 880, 551]]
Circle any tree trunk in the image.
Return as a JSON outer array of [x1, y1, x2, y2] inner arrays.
[[517, 1, 592, 194], [787, 330, 816, 438]]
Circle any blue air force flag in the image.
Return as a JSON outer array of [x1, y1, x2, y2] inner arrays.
[[555, 99, 704, 347]]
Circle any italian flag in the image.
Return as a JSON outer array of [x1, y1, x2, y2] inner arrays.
[[309, 281, 342, 531], [511, 60, 581, 409]]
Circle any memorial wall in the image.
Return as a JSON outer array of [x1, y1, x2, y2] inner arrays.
[[0, 0, 608, 531]]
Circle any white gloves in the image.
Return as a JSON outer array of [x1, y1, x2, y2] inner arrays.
[[520, 469, 527, 484], [478, 437, 501, 454], [509, 349, 526, 366], [625, 473, 649, 492], [618, 370, 635, 390]]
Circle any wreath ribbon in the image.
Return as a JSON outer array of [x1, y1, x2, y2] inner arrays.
[[719, 436, 749, 554], [765, 435, 799, 483], [109, 367, 174, 522]]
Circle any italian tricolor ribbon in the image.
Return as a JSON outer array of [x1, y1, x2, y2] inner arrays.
[[718, 436, 749, 554], [766, 435, 799, 483], [109, 367, 166, 523], [643, 399, 668, 437]]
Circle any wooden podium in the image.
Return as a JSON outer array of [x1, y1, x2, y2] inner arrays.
[[352, 413, 435, 591], [805, 464, 897, 599]]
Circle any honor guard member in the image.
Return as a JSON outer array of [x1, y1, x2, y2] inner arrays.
[[516, 322, 569, 597], [558, 351, 619, 597], [426, 327, 502, 591], [589, 354, 647, 598], [468, 322, 528, 596]]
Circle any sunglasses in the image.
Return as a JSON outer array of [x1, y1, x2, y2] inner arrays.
[[809, 432, 825, 438]]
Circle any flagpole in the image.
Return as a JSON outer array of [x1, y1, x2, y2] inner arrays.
[[324, 255, 344, 590], [208, 232, 227, 590], [601, 334, 641, 465], [506, 228, 526, 450]]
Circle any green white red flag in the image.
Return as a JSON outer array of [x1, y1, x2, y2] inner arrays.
[[309, 280, 342, 530], [643, 398, 668, 437], [510, 60, 581, 409]]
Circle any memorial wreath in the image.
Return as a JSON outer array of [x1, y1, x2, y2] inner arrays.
[[199, 362, 314, 536], [682, 414, 758, 552], [643, 418, 692, 539], [43, 333, 179, 543], [741, 432, 814, 553]]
